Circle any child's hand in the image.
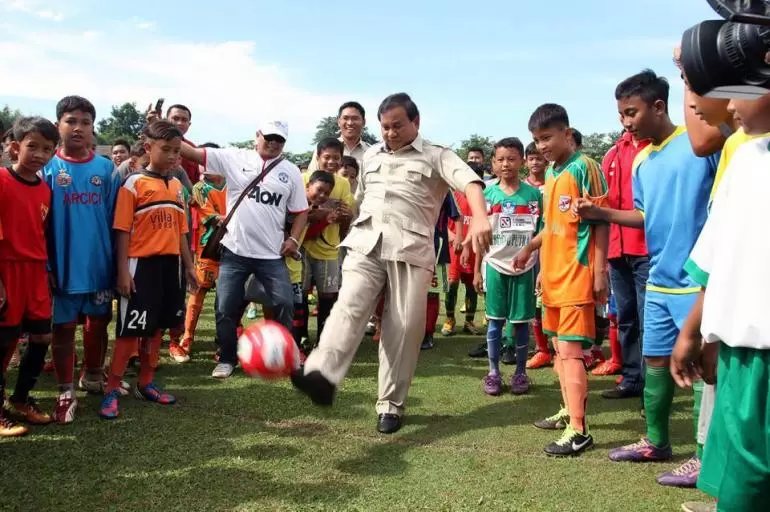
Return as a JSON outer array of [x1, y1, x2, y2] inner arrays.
[[670, 331, 704, 388], [699, 341, 719, 385], [473, 272, 484, 295], [336, 203, 352, 219], [460, 246, 470, 267], [186, 266, 200, 294], [512, 246, 532, 272], [535, 272, 542, 297], [593, 270, 609, 304], [116, 270, 135, 298], [573, 196, 599, 219]]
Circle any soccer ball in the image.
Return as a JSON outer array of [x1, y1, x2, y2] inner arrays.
[[237, 321, 301, 379]]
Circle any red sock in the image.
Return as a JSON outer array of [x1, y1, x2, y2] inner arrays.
[[107, 337, 138, 392], [608, 314, 621, 365], [532, 309, 548, 354], [2, 338, 20, 373], [168, 326, 183, 345], [51, 324, 76, 392], [139, 331, 162, 389], [83, 315, 110, 376], [425, 293, 440, 335]]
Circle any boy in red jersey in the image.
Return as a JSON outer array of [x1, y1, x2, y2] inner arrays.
[[101, 120, 197, 419], [523, 142, 552, 370], [0, 117, 58, 436], [515, 104, 609, 456]]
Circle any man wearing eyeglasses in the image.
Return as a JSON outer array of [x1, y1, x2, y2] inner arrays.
[[180, 120, 309, 379]]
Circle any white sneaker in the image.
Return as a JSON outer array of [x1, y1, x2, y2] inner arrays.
[[212, 363, 235, 379], [365, 320, 376, 335], [52, 391, 78, 424]]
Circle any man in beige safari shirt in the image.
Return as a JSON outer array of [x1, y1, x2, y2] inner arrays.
[[293, 93, 491, 434]]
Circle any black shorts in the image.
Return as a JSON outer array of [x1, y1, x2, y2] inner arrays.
[[116, 255, 186, 338]]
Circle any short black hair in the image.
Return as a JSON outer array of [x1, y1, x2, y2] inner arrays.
[[493, 137, 525, 158], [2, 127, 14, 142], [112, 138, 131, 152], [525, 141, 540, 157], [316, 137, 344, 157], [528, 103, 570, 132], [199, 142, 220, 149], [615, 69, 669, 112], [341, 156, 359, 175], [142, 120, 183, 141], [571, 129, 583, 148], [130, 141, 146, 157], [56, 95, 96, 121], [377, 92, 419, 121], [166, 104, 192, 120], [467, 146, 485, 157], [338, 101, 365, 119], [13, 116, 60, 146], [307, 170, 335, 190]]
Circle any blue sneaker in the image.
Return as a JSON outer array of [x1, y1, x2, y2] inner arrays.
[[99, 390, 121, 419], [135, 383, 176, 405], [421, 335, 435, 350]]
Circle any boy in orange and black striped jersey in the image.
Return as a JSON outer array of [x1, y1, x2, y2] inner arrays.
[[100, 120, 198, 420]]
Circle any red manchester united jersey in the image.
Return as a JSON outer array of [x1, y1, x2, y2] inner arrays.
[[0, 167, 52, 261]]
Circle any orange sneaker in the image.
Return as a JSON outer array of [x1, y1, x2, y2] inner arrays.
[[169, 342, 190, 363], [592, 360, 622, 376], [0, 411, 28, 437], [9, 397, 52, 425], [526, 351, 553, 369]]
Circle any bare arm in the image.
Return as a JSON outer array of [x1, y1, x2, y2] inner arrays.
[[601, 208, 644, 228], [180, 234, 195, 273], [289, 210, 308, 243], [181, 141, 205, 165], [115, 231, 133, 297]]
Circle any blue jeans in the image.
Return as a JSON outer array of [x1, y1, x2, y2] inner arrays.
[[215, 247, 294, 365], [609, 255, 650, 389]]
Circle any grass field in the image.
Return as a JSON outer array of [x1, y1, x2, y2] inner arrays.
[[0, 296, 710, 511]]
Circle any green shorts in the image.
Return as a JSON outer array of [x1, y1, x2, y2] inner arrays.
[[697, 343, 770, 510], [484, 265, 535, 323]]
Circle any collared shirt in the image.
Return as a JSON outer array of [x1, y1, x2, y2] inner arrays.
[[342, 135, 483, 270], [602, 131, 649, 259], [632, 126, 718, 294], [307, 137, 371, 172]]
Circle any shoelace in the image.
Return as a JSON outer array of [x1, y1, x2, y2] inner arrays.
[[545, 408, 568, 422], [0, 415, 17, 428], [555, 426, 578, 447], [672, 458, 700, 475], [626, 438, 652, 450]]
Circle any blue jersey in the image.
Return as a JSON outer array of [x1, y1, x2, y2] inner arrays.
[[632, 127, 718, 293], [43, 151, 120, 294]]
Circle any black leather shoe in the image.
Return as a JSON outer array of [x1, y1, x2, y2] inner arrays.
[[468, 343, 487, 358], [501, 345, 516, 365], [290, 370, 336, 406], [601, 384, 642, 399], [377, 413, 402, 434]]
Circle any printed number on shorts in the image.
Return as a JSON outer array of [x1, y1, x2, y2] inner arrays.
[[126, 309, 148, 330]]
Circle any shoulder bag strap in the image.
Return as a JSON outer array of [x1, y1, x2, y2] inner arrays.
[[219, 156, 285, 230]]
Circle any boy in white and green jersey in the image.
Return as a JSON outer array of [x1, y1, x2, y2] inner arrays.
[[474, 138, 542, 397]]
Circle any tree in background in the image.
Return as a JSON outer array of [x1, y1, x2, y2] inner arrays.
[[456, 134, 495, 162], [0, 105, 22, 133], [96, 102, 145, 145], [580, 130, 623, 162], [229, 140, 255, 149], [312, 116, 378, 146]]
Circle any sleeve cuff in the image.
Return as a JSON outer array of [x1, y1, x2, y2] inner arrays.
[[684, 258, 709, 287]]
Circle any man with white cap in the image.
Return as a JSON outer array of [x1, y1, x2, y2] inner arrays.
[[181, 120, 309, 378]]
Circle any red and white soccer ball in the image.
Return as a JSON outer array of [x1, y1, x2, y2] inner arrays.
[[237, 321, 301, 379]]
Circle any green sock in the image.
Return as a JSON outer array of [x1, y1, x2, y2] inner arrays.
[[644, 366, 676, 447], [502, 322, 514, 348], [693, 379, 704, 458]]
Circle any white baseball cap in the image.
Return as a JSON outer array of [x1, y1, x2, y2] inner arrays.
[[259, 120, 289, 140]]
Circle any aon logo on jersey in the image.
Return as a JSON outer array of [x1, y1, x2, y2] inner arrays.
[[249, 186, 283, 207]]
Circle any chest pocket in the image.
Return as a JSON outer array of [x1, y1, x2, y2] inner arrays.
[[406, 162, 432, 183]]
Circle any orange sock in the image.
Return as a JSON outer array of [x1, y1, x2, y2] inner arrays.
[[559, 341, 589, 433], [139, 331, 162, 389], [553, 343, 569, 412], [107, 337, 138, 392], [182, 289, 207, 345], [51, 324, 76, 392], [532, 309, 549, 354], [83, 315, 110, 376]]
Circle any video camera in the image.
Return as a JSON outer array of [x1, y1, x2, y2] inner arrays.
[[681, 1, 770, 98]]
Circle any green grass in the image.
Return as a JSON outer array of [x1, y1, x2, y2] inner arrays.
[[1, 297, 708, 511]]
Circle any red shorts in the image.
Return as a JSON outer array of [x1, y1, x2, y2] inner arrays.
[[448, 248, 475, 284], [0, 260, 52, 335]]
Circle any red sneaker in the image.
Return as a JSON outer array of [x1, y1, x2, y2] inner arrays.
[[527, 351, 552, 369], [615, 375, 624, 385], [592, 360, 622, 376]]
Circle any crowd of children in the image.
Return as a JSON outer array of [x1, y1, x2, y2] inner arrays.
[[0, 64, 767, 510]]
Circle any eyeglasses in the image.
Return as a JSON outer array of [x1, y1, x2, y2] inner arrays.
[[264, 135, 286, 144]]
